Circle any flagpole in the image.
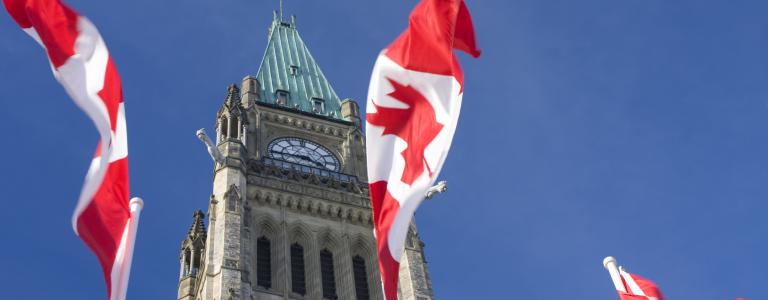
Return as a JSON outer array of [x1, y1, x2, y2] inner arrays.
[[603, 256, 627, 293], [111, 198, 144, 300]]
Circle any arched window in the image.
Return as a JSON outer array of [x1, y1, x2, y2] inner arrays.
[[220, 117, 228, 138], [181, 248, 191, 277], [229, 115, 239, 138], [352, 255, 370, 300], [320, 249, 337, 300], [256, 236, 272, 289], [290, 243, 306, 295], [190, 249, 199, 276], [225, 185, 240, 213]]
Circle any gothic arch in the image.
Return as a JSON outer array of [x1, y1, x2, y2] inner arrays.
[[253, 214, 279, 291], [288, 221, 313, 245], [224, 184, 241, 212], [317, 229, 343, 300], [180, 248, 192, 278], [254, 214, 278, 237], [287, 221, 313, 296], [229, 115, 239, 138], [349, 234, 373, 258], [316, 228, 342, 252], [219, 116, 229, 139], [350, 234, 383, 300]]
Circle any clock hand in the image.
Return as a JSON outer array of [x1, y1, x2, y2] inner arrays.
[[280, 152, 326, 168], [295, 154, 327, 168]]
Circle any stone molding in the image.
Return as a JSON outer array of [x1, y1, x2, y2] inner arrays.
[[248, 185, 373, 226], [259, 110, 351, 138]]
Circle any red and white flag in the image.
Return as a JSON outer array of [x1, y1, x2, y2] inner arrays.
[[3, 1, 143, 299], [365, 0, 480, 298], [603, 257, 665, 300]]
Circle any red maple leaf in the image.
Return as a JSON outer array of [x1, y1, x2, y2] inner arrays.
[[368, 78, 444, 185]]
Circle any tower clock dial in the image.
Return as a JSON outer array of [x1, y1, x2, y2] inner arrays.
[[268, 137, 340, 171]]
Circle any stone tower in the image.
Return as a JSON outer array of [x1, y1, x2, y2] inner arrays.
[[177, 12, 434, 300]]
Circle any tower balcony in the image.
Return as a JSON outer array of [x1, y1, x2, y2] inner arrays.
[[248, 157, 365, 194]]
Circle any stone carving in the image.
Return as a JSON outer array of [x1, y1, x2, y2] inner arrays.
[[424, 180, 448, 200], [208, 195, 218, 221], [196, 128, 225, 165], [225, 184, 241, 212], [260, 110, 349, 137]]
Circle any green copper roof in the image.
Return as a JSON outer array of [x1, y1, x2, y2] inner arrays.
[[255, 13, 343, 119]]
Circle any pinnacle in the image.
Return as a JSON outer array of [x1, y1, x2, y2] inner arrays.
[[224, 84, 241, 107], [187, 209, 207, 238], [227, 84, 239, 94]]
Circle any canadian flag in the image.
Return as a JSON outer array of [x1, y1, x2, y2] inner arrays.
[[365, 0, 480, 299], [3, 1, 143, 299], [603, 257, 665, 300]]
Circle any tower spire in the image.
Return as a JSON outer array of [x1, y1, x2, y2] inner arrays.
[[256, 8, 344, 119], [279, 0, 283, 21]]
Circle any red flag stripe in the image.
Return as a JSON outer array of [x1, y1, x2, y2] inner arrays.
[[4, 0, 77, 65], [618, 268, 664, 300], [604, 258, 664, 300], [77, 157, 130, 287], [369, 181, 402, 300], [384, 0, 480, 83], [3, 1, 135, 299]]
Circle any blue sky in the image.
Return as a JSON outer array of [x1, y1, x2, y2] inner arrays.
[[1, 0, 767, 299]]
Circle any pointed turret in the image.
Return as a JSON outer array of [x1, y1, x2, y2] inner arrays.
[[178, 210, 208, 300], [216, 84, 248, 148]]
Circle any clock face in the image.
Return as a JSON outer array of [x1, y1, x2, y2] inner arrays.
[[268, 137, 340, 171]]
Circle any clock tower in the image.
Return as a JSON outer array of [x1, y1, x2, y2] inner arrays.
[[177, 12, 435, 300]]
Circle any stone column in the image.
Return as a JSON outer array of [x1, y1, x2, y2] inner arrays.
[[217, 118, 223, 143], [189, 247, 196, 275], [277, 208, 288, 296], [307, 231, 322, 300], [338, 233, 355, 300], [227, 117, 234, 139], [241, 123, 247, 145]]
